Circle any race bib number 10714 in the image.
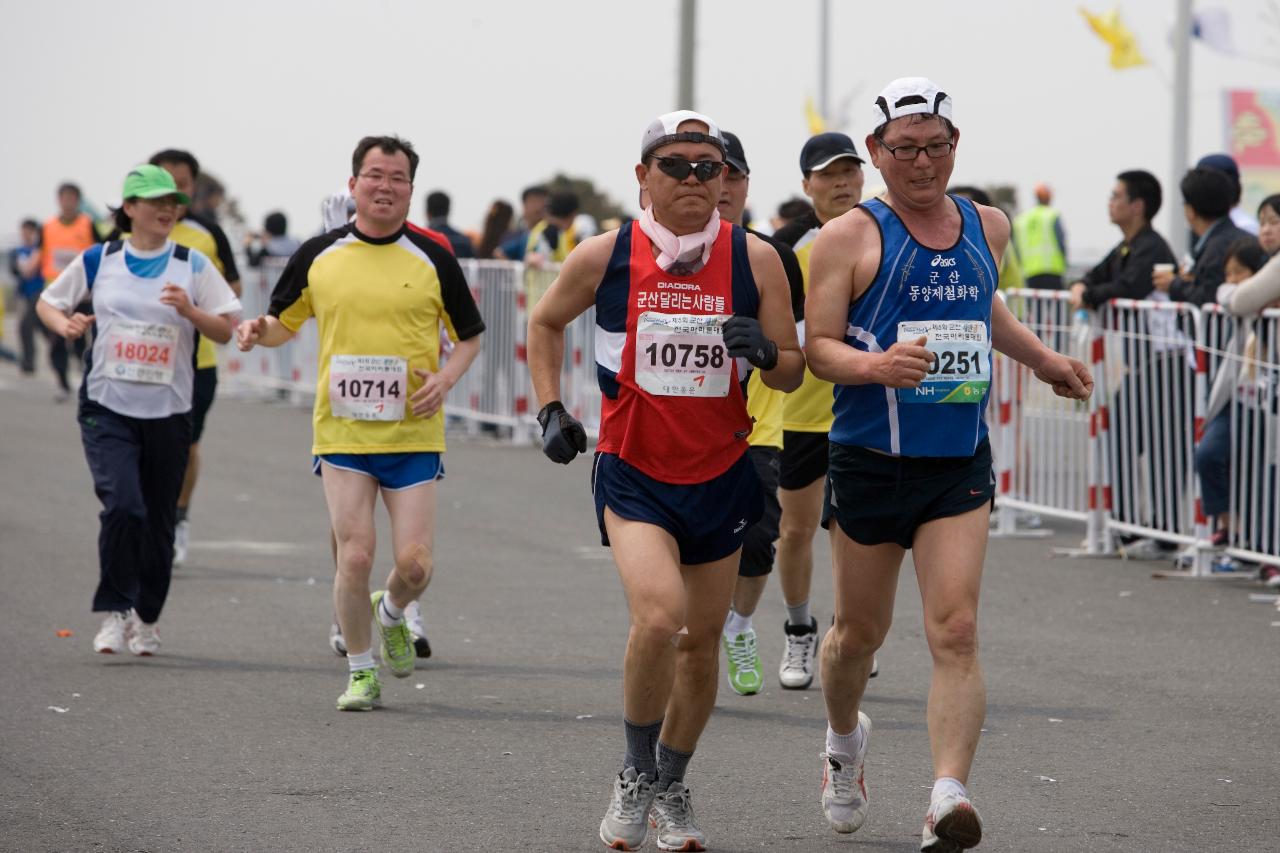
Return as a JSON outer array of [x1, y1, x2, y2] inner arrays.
[[329, 355, 407, 421]]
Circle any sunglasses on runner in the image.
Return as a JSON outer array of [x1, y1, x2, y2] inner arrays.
[[652, 156, 727, 182]]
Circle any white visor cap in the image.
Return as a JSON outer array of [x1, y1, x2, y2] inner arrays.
[[640, 110, 726, 160], [871, 78, 954, 132]]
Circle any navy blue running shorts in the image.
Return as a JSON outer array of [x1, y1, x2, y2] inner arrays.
[[592, 451, 764, 566]]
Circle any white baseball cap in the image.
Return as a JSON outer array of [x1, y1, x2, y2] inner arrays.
[[640, 110, 726, 159], [871, 78, 954, 132]]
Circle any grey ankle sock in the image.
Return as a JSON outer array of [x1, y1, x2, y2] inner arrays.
[[786, 600, 811, 627], [623, 718, 662, 778], [655, 741, 693, 792]]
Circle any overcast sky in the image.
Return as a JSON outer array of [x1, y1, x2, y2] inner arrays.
[[3, 0, 1279, 260]]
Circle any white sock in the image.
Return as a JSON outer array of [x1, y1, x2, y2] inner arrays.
[[377, 593, 404, 627], [931, 777, 967, 802], [826, 722, 865, 758], [347, 649, 375, 672], [723, 608, 752, 638], [786, 600, 811, 627]]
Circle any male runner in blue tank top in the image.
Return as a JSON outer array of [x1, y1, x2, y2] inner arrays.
[[804, 79, 1093, 851]]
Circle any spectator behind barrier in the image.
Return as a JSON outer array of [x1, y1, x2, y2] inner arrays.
[[1216, 194, 1280, 317], [771, 197, 813, 232], [1197, 152, 1259, 236], [525, 191, 579, 265], [1012, 183, 1068, 290], [499, 184, 548, 261], [475, 199, 514, 260], [246, 211, 302, 267], [1195, 234, 1278, 581], [1069, 170, 1175, 309], [1154, 168, 1249, 306], [425, 190, 475, 258]]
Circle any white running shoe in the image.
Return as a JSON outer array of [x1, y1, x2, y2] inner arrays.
[[650, 781, 707, 851], [921, 792, 983, 851], [821, 711, 871, 833], [128, 618, 160, 656], [780, 617, 819, 689], [93, 611, 129, 654], [405, 600, 431, 659], [173, 519, 190, 568], [329, 622, 347, 656], [599, 767, 657, 851]]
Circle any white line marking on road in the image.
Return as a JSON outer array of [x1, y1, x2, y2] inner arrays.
[[192, 540, 309, 555]]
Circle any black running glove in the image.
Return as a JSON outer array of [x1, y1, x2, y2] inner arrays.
[[722, 315, 779, 370], [537, 401, 587, 464]]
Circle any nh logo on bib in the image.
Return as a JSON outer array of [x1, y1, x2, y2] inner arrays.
[[931, 255, 957, 267]]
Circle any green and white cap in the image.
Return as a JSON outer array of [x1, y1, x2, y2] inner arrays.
[[121, 164, 190, 204]]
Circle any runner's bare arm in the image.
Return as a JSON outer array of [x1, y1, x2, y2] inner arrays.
[[35, 298, 93, 340], [528, 232, 617, 406], [236, 315, 295, 351], [975, 205, 1091, 399], [410, 334, 481, 418], [159, 284, 234, 344], [745, 234, 804, 391], [806, 211, 931, 387]]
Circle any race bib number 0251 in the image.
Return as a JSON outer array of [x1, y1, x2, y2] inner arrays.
[[635, 312, 731, 397], [329, 355, 407, 421], [896, 320, 990, 404], [103, 320, 178, 385]]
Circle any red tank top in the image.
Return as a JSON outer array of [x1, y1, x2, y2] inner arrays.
[[596, 221, 752, 484]]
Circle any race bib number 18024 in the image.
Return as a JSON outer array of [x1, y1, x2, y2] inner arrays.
[[103, 320, 178, 385], [329, 355, 407, 421], [635, 312, 731, 398], [896, 320, 990, 404]]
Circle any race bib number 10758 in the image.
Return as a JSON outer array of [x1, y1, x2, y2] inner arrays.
[[635, 312, 731, 398]]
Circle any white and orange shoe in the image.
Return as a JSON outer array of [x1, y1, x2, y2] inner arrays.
[[821, 711, 871, 833], [921, 792, 983, 851]]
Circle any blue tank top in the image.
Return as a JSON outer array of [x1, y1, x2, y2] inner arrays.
[[830, 195, 998, 457]]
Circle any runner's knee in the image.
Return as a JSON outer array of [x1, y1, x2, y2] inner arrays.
[[335, 543, 375, 577], [827, 616, 885, 659], [630, 605, 686, 649], [396, 543, 432, 586], [925, 611, 979, 659]]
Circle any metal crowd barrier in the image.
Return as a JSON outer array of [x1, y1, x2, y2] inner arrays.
[[217, 257, 603, 441], [991, 288, 1279, 574]]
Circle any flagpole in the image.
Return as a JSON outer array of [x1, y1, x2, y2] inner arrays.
[[677, 0, 696, 109], [1170, 0, 1192, 260], [818, 0, 830, 121]]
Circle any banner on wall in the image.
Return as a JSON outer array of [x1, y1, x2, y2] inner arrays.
[[1225, 90, 1280, 215]]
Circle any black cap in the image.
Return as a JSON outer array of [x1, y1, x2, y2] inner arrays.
[[1196, 153, 1240, 185], [800, 132, 863, 175], [722, 131, 749, 175]]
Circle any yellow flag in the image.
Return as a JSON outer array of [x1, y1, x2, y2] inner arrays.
[[805, 98, 827, 135], [1080, 6, 1147, 69]]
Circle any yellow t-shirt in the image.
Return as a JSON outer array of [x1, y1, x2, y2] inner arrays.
[[782, 227, 834, 433], [170, 214, 240, 369], [269, 224, 484, 455]]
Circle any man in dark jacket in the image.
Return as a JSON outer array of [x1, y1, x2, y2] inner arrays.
[[1069, 170, 1175, 309], [1154, 167, 1249, 306]]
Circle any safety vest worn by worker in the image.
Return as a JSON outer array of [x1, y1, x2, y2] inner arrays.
[[1012, 205, 1065, 277]]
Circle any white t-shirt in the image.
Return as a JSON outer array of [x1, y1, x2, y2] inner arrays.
[[41, 239, 241, 418]]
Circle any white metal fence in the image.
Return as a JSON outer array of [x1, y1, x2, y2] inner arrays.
[[991, 288, 1279, 573]]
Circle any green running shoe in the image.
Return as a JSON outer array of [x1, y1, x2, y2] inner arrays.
[[336, 668, 381, 711], [722, 628, 763, 695], [371, 591, 415, 678]]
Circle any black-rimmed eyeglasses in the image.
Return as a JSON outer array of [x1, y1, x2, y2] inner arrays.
[[653, 156, 727, 182], [877, 140, 955, 161]]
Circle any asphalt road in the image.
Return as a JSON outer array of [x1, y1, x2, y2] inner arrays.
[[1, 369, 1277, 853]]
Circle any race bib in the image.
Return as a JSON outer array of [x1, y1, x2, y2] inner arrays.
[[897, 320, 990, 404], [635, 312, 731, 398], [103, 320, 178, 385], [329, 355, 407, 421]]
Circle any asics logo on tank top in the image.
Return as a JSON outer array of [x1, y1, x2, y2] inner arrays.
[[931, 255, 957, 267]]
